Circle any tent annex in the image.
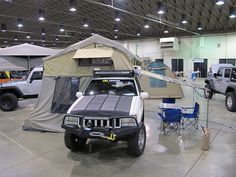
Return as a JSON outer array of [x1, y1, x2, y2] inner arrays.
[[0, 43, 60, 70], [140, 61, 184, 98], [23, 34, 143, 132]]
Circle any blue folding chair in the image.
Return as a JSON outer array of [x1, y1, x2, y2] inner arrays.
[[158, 109, 182, 135], [182, 102, 199, 129]]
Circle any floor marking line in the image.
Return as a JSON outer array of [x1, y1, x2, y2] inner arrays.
[[0, 131, 33, 154], [184, 128, 221, 177]]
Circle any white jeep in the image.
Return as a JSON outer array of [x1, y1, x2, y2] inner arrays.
[[205, 64, 236, 112], [61, 70, 149, 156], [0, 67, 43, 111]]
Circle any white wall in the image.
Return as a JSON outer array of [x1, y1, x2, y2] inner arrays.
[[120, 33, 236, 75]]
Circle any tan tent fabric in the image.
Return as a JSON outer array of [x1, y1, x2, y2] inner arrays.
[[111, 50, 133, 70], [140, 68, 184, 99], [44, 34, 142, 62], [44, 51, 78, 76], [73, 47, 114, 59]]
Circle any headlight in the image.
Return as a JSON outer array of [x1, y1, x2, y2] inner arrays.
[[121, 118, 136, 127], [64, 116, 78, 126]]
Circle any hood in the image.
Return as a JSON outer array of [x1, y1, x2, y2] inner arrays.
[[69, 94, 133, 117]]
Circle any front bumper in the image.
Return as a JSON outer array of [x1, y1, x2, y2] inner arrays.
[[61, 114, 140, 140]]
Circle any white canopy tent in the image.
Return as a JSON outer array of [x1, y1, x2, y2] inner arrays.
[[0, 56, 27, 71], [0, 43, 60, 70]]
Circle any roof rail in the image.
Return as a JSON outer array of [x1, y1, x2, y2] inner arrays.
[[93, 70, 135, 78]]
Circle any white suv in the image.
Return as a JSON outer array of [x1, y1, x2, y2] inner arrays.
[[0, 67, 43, 111], [61, 70, 149, 156], [205, 65, 236, 112]]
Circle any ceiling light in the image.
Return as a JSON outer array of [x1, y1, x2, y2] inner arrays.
[[164, 30, 168, 33], [53, 43, 56, 46], [59, 25, 65, 32], [144, 24, 150, 29], [215, 0, 224, 5], [41, 37, 45, 43], [144, 20, 150, 29], [181, 14, 187, 24], [4, 40, 8, 43], [55, 37, 59, 41], [83, 18, 89, 28], [14, 35, 18, 41], [1, 23, 6, 32], [197, 27, 202, 30], [114, 35, 118, 39], [91, 33, 95, 35], [69, 0, 77, 12], [157, 2, 165, 15], [26, 35, 31, 39], [197, 22, 203, 30], [114, 24, 119, 32], [115, 17, 121, 22], [115, 11, 121, 22], [38, 9, 45, 21], [17, 18, 23, 28], [41, 28, 46, 35], [137, 32, 141, 36], [229, 7, 236, 19]]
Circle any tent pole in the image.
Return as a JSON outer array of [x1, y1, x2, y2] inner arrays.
[[27, 56, 30, 70], [206, 97, 209, 128]]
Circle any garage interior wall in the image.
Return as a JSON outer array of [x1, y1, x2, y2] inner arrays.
[[121, 33, 236, 76]]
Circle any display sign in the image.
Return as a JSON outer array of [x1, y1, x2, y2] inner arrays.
[[193, 58, 204, 63]]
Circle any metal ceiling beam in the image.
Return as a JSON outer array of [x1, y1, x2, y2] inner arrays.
[[84, 0, 200, 36]]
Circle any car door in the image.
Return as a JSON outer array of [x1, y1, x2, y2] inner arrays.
[[213, 67, 224, 93], [221, 68, 231, 94], [29, 71, 43, 95]]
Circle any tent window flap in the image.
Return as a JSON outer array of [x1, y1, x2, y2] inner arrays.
[[78, 58, 113, 67], [51, 77, 80, 113]]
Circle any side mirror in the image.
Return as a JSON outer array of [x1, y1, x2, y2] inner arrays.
[[76, 92, 83, 98], [29, 78, 34, 83], [140, 92, 149, 99]]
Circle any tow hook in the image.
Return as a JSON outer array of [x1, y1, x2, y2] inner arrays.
[[107, 131, 116, 141]]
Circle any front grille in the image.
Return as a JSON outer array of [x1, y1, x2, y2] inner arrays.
[[79, 117, 121, 129]]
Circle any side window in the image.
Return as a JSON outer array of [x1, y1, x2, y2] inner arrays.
[[231, 69, 236, 82], [224, 69, 231, 78], [218, 68, 223, 77], [0, 72, 7, 79], [31, 71, 43, 80]]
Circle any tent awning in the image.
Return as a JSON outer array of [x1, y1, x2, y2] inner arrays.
[[72, 48, 114, 59]]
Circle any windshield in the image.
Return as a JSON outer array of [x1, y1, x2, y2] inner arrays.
[[84, 79, 137, 96]]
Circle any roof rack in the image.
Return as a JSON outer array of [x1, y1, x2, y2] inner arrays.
[[93, 70, 135, 78]]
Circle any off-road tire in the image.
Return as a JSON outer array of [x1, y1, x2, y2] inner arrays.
[[64, 131, 87, 152], [0, 93, 18, 111], [225, 92, 236, 112], [127, 123, 146, 157], [204, 84, 213, 99]]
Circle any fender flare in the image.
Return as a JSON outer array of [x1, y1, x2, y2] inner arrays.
[[0, 86, 24, 98]]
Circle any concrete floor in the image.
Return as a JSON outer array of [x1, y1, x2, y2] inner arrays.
[[0, 78, 236, 177]]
